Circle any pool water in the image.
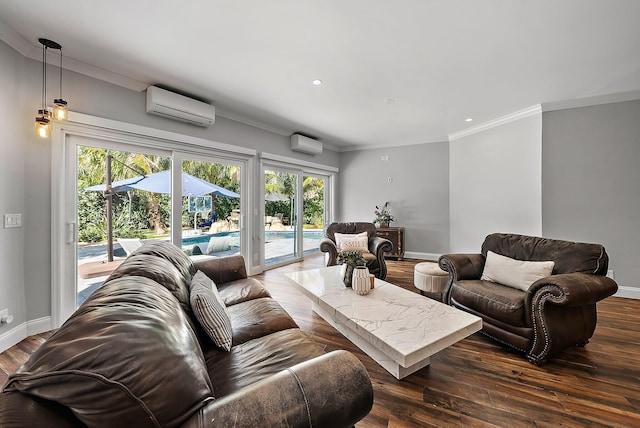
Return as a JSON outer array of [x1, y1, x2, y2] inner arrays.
[[182, 230, 323, 246]]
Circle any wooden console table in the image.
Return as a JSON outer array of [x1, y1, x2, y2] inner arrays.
[[376, 226, 405, 260]]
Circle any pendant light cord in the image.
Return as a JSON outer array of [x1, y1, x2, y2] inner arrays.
[[41, 43, 47, 112], [59, 47, 63, 99]]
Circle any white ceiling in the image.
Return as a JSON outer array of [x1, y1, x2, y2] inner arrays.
[[1, 0, 639, 150]]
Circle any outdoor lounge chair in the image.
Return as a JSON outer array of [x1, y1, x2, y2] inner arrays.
[[117, 238, 144, 256]]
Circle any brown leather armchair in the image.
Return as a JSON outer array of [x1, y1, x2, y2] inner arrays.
[[438, 233, 618, 364], [320, 222, 393, 279]]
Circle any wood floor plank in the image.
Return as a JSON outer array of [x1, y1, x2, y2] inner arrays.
[[2, 254, 639, 427]]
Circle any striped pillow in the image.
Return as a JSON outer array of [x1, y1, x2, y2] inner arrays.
[[190, 270, 232, 351]]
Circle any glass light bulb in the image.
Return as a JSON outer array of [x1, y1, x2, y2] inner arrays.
[[53, 99, 68, 121], [53, 104, 68, 121], [35, 115, 51, 138]]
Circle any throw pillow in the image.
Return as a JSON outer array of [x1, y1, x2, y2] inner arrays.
[[190, 270, 233, 351], [481, 251, 555, 291], [334, 231, 369, 252]]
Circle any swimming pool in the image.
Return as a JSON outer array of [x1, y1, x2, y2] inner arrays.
[[182, 230, 323, 246]]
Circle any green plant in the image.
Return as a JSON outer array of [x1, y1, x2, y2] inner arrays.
[[337, 251, 366, 266], [373, 201, 396, 226]]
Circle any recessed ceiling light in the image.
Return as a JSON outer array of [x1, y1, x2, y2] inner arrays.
[[312, 79, 323, 85], [465, 117, 474, 122]]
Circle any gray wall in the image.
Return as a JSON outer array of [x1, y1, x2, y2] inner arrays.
[[542, 100, 640, 293], [449, 112, 543, 252], [338, 143, 450, 256], [0, 39, 27, 334]]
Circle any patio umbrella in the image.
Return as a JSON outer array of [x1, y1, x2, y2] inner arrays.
[[84, 159, 239, 262], [84, 170, 240, 198]]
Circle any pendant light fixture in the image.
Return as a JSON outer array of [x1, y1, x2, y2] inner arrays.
[[35, 38, 68, 139], [53, 44, 68, 121]]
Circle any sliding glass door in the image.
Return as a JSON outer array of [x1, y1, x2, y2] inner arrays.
[[73, 139, 172, 308], [262, 165, 330, 268], [67, 139, 248, 314], [263, 167, 300, 266], [180, 157, 243, 262]]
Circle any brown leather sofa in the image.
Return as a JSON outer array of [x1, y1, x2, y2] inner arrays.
[[0, 242, 373, 427], [438, 233, 618, 364], [320, 222, 393, 279]]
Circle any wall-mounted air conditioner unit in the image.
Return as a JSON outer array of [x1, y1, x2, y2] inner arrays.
[[145, 86, 215, 127], [290, 134, 322, 155]]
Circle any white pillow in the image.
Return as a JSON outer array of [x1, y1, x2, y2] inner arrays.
[[481, 251, 555, 291], [190, 270, 233, 351], [334, 231, 368, 252]]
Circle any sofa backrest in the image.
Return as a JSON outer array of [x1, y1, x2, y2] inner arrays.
[[481, 233, 608, 275], [3, 276, 213, 427], [324, 222, 377, 244], [1, 241, 212, 427]]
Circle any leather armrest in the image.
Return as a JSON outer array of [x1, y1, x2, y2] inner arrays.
[[438, 254, 485, 280], [526, 273, 618, 308], [193, 255, 248, 284], [370, 236, 393, 257], [438, 254, 485, 304], [319, 238, 338, 265], [182, 350, 373, 428]]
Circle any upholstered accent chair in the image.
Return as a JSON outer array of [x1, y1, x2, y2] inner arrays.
[[320, 222, 393, 279], [439, 233, 618, 364]]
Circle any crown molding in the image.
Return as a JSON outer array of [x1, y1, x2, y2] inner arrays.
[[0, 18, 148, 91], [542, 90, 640, 112], [215, 108, 341, 152], [0, 17, 34, 55], [338, 136, 449, 152], [448, 104, 542, 141]]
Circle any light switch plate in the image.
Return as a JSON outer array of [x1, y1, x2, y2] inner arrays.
[[3, 214, 22, 228]]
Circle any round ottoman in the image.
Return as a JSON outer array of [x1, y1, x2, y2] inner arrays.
[[414, 262, 449, 301]]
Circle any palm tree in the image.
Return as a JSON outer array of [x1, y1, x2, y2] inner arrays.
[[78, 147, 170, 236]]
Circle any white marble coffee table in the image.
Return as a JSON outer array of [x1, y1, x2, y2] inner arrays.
[[285, 266, 482, 379]]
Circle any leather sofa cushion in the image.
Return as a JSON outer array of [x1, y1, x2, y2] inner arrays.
[[4, 277, 213, 428], [217, 277, 271, 306], [227, 298, 299, 346], [106, 253, 191, 313], [132, 240, 197, 278], [205, 329, 326, 398], [482, 233, 608, 275], [450, 280, 526, 327]]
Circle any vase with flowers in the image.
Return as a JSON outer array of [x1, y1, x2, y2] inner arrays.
[[337, 251, 366, 287], [373, 201, 396, 228]]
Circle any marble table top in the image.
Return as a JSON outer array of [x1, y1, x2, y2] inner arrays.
[[285, 266, 482, 369]]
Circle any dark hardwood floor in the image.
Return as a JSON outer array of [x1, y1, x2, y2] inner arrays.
[[2, 254, 639, 427]]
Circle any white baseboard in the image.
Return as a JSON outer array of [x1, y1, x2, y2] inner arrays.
[[0, 323, 28, 354], [404, 252, 442, 261], [0, 316, 52, 354], [27, 316, 53, 336], [614, 286, 640, 300]]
